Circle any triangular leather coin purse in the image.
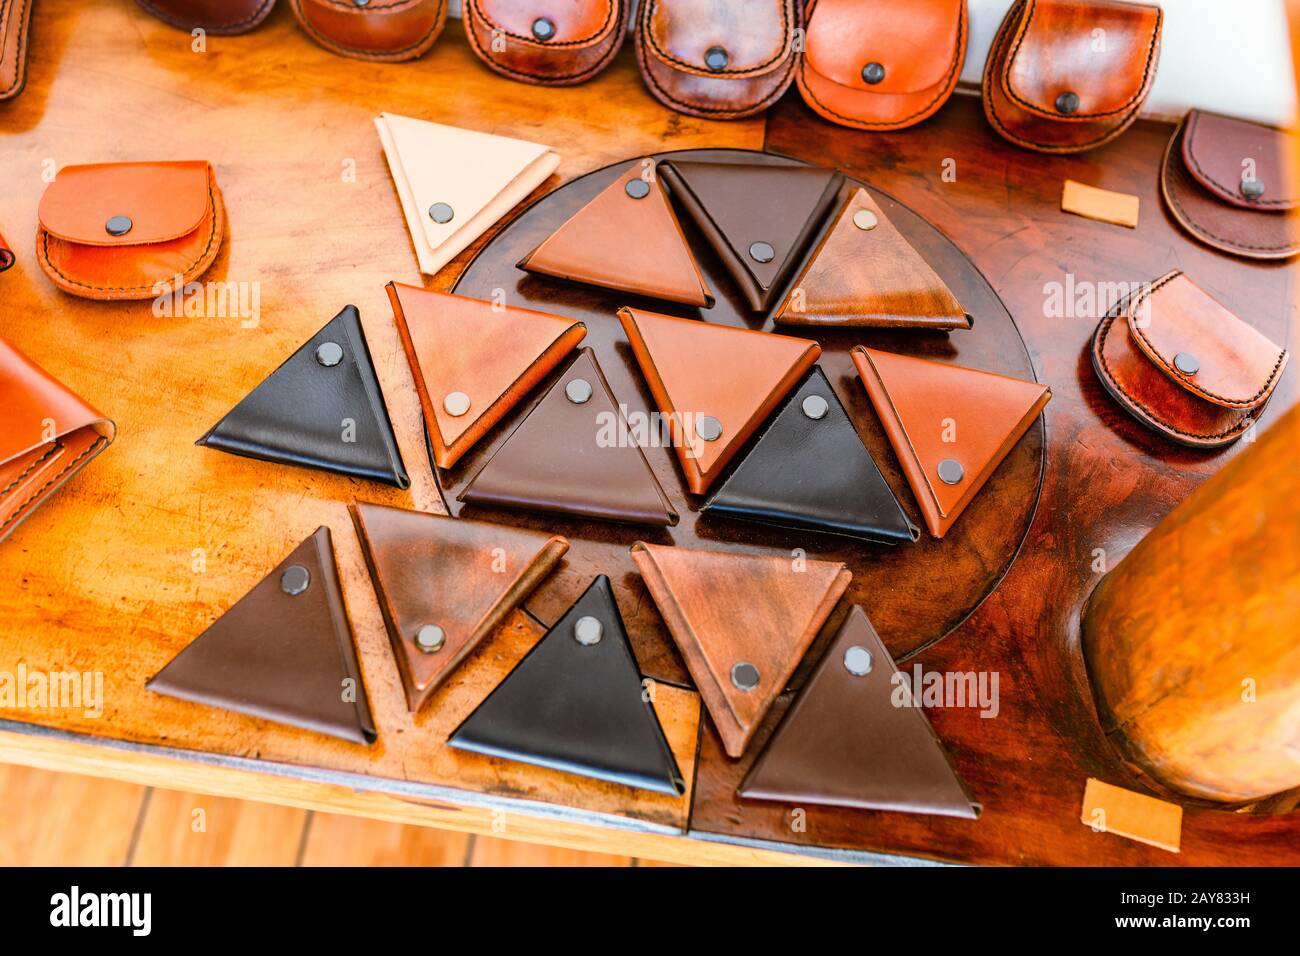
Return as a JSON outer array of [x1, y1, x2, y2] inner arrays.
[[459, 348, 678, 526], [146, 527, 377, 745], [197, 305, 409, 488], [387, 283, 587, 470], [775, 188, 972, 330], [518, 160, 714, 308], [704, 366, 918, 544], [657, 159, 844, 312], [740, 605, 980, 818], [851, 346, 1050, 538], [375, 112, 560, 275], [618, 306, 820, 495], [630, 541, 851, 758], [350, 501, 569, 712], [449, 575, 685, 795]]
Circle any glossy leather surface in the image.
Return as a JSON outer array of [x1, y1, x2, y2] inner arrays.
[[198, 305, 410, 487], [36, 161, 225, 300], [465, 0, 627, 86], [657, 158, 843, 312], [775, 187, 971, 329], [146, 527, 377, 745], [798, 0, 966, 131], [351, 501, 568, 712], [0, 0, 32, 99], [741, 605, 980, 817], [852, 346, 1050, 538], [984, 0, 1162, 154], [518, 160, 713, 307], [460, 349, 679, 526], [450, 575, 684, 794], [704, 366, 918, 544], [137, 0, 278, 34], [631, 541, 851, 758], [618, 306, 820, 495], [290, 0, 447, 61], [387, 283, 586, 470]]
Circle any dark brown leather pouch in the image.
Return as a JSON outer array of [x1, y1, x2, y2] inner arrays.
[[1161, 110, 1300, 260], [464, 0, 627, 86], [137, 0, 277, 35], [289, 0, 447, 61], [1, 0, 33, 100], [635, 0, 799, 120], [1091, 270, 1289, 448], [983, 0, 1162, 154]]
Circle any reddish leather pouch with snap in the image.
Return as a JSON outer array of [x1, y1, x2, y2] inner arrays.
[[798, 0, 967, 131], [36, 161, 225, 301], [464, 0, 628, 86], [1, 0, 34, 100], [983, 0, 1162, 154], [136, 0, 278, 34], [290, 0, 447, 61], [1091, 271, 1289, 448]]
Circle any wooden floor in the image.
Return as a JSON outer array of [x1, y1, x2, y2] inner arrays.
[[0, 765, 670, 866]]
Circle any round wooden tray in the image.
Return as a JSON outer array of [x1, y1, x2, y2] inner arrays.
[[449, 148, 1045, 686]]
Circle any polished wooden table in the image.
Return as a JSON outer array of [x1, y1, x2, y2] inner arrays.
[[0, 0, 1295, 866]]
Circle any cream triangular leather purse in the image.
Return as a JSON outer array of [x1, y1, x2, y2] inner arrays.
[[375, 113, 560, 275]]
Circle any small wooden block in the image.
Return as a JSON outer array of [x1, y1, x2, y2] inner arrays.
[[1061, 180, 1140, 228], [1081, 778, 1182, 853]]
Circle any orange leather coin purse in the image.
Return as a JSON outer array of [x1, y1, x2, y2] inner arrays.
[[290, 0, 448, 62], [36, 161, 226, 301]]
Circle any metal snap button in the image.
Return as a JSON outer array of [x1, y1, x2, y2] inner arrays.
[[428, 202, 454, 224], [801, 395, 829, 420], [844, 645, 873, 677], [1055, 91, 1080, 114], [315, 342, 344, 368], [730, 662, 760, 691], [532, 17, 556, 41], [937, 458, 965, 485], [1241, 178, 1265, 200], [853, 209, 879, 231], [749, 241, 775, 263], [705, 46, 729, 72], [862, 62, 886, 85], [353, 0, 370, 6], [1173, 352, 1200, 375], [105, 215, 133, 237], [443, 391, 471, 417], [415, 624, 445, 653], [696, 415, 723, 442], [280, 565, 311, 596], [565, 378, 593, 404], [573, 616, 603, 646], [625, 178, 651, 200]]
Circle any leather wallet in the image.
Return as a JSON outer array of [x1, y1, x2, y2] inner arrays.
[[147, 526, 378, 745], [852, 346, 1051, 538], [983, 0, 1162, 154], [464, 0, 628, 86], [386, 282, 587, 470], [635, 0, 799, 120], [0, 229, 13, 272], [137, 0, 278, 34], [0, 0, 33, 100], [631, 541, 851, 758], [199, 305, 410, 487], [375, 112, 559, 276], [449, 575, 685, 795], [1161, 110, 1300, 260], [798, 0, 967, 131], [741, 605, 980, 818], [704, 366, 918, 544], [775, 187, 971, 330], [1091, 270, 1288, 448], [518, 159, 713, 308], [290, 0, 447, 61], [657, 159, 843, 313], [460, 348, 679, 526], [619, 306, 820, 495], [351, 501, 569, 712], [1, 337, 115, 545], [36, 161, 225, 301]]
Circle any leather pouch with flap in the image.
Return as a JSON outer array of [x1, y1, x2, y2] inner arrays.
[[1161, 110, 1300, 261], [137, 0, 278, 34], [36, 161, 226, 301], [983, 0, 1162, 154], [1, 337, 115, 545], [465, 0, 628, 86], [635, 0, 799, 120], [290, 0, 447, 61], [1091, 270, 1289, 448], [798, 0, 967, 131], [1, 0, 34, 100]]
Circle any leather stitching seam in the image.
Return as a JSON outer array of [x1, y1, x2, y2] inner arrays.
[[0, 442, 61, 497], [0, 436, 108, 535]]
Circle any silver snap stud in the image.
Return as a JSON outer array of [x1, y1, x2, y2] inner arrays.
[[353, 0, 370, 6], [844, 645, 873, 677], [1055, 91, 1080, 114], [705, 46, 729, 72], [730, 662, 760, 691], [937, 458, 965, 485], [749, 241, 775, 263], [415, 624, 445, 653], [853, 209, 879, 231], [280, 565, 311, 596], [1174, 352, 1200, 375], [801, 395, 829, 420], [105, 215, 133, 236], [862, 61, 886, 85], [565, 378, 593, 404], [443, 391, 471, 417], [625, 178, 651, 199], [532, 17, 556, 41], [696, 415, 723, 442], [428, 202, 455, 224], [1241, 178, 1265, 200], [315, 341, 344, 367], [573, 616, 603, 646]]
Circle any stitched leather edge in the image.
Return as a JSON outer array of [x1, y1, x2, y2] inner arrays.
[[0, 435, 110, 538], [640, 0, 794, 79], [289, 0, 446, 61], [0, 442, 61, 497], [136, 0, 277, 34], [0, 0, 33, 99], [464, 1, 626, 85], [468, 0, 617, 49], [1181, 110, 1297, 211]]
